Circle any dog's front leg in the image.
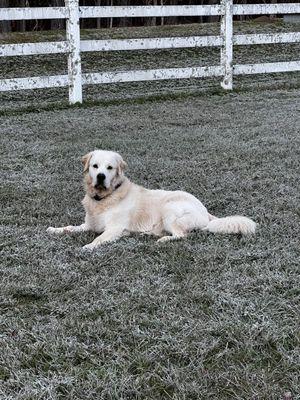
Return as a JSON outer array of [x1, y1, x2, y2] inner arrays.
[[82, 228, 124, 251], [47, 223, 89, 235]]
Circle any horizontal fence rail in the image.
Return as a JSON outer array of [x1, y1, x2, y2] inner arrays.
[[234, 61, 300, 75], [0, 75, 69, 91], [0, 42, 69, 57], [82, 32, 300, 52], [2, 60, 300, 93], [83, 66, 224, 85], [233, 3, 300, 15], [234, 32, 300, 46], [0, 1, 300, 103], [2, 32, 300, 58], [1, 3, 299, 20], [0, 7, 67, 21], [80, 36, 223, 52], [80, 5, 222, 18]]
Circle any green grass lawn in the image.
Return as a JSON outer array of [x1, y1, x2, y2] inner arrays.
[[1, 87, 300, 399], [1, 22, 300, 400]]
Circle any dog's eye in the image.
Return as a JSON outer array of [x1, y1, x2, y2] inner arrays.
[[107, 165, 113, 170], [93, 164, 98, 168]]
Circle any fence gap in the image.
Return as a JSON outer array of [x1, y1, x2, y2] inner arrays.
[[220, 0, 233, 90], [66, 0, 82, 104]]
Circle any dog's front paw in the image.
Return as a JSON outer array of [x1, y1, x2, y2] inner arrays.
[[47, 226, 75, 235], [82, 243, 97, 251], [47, 226, 64, 235], [157, 236, 171, 243]]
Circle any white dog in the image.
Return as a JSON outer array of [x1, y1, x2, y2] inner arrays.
[[47, 150, 256, 250]]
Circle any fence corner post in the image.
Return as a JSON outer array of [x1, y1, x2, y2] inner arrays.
[[220, 0, 233, 90], [66, 0, 82, 104]]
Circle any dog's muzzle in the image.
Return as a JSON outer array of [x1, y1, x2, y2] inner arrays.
[[95, 173, 106, 189]]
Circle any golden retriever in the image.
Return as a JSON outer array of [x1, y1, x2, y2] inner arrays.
[[47, 150, 256, 250]]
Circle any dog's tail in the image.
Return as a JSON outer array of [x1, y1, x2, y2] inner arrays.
[[204, 213, 256, 235]]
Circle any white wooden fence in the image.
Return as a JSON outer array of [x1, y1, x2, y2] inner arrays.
[[0, 1, 300, 104]]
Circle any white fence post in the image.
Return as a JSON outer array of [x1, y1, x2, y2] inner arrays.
[[220, 0, 233, 90], [66, 0, 82, 104]]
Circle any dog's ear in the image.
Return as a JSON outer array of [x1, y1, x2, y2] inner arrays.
[[81, 152, 92, 173], [117, 155, 127, 176]]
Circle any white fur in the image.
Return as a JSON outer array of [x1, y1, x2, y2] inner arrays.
[[88, 150, 124, 189], [204, 216, 257, 235], [47, 150, 257, 250]]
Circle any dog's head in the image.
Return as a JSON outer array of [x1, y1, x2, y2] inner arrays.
[[82, 150, 127, 194]]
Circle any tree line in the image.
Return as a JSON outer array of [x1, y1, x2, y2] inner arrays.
[[0, 0, 294, 33]]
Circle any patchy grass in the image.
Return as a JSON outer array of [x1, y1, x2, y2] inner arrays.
[[1, 21, 300, 400], [1, 82, 300, 399]]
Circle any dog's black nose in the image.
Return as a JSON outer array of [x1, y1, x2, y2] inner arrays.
[[97, 173, 106, 183]]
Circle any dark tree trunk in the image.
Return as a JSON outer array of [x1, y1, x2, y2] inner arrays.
[[51, 0, 65, 30], [0, 0, 11, 34]]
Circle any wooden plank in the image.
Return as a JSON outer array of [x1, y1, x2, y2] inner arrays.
[[0, 75, 68, 91], [81, 36, 223, 52], [234, 61, 300, 75], [1, 4, 299, 21], [83, 66, 224, 85], [234, 32, 300, 46], [1, 61, 299, 93], [0, 7, 67, 21], [233, 3, 300, 16], [0, 42, 69, 57], [80, 5, 222, 19], [2, 33, 299, 58]]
